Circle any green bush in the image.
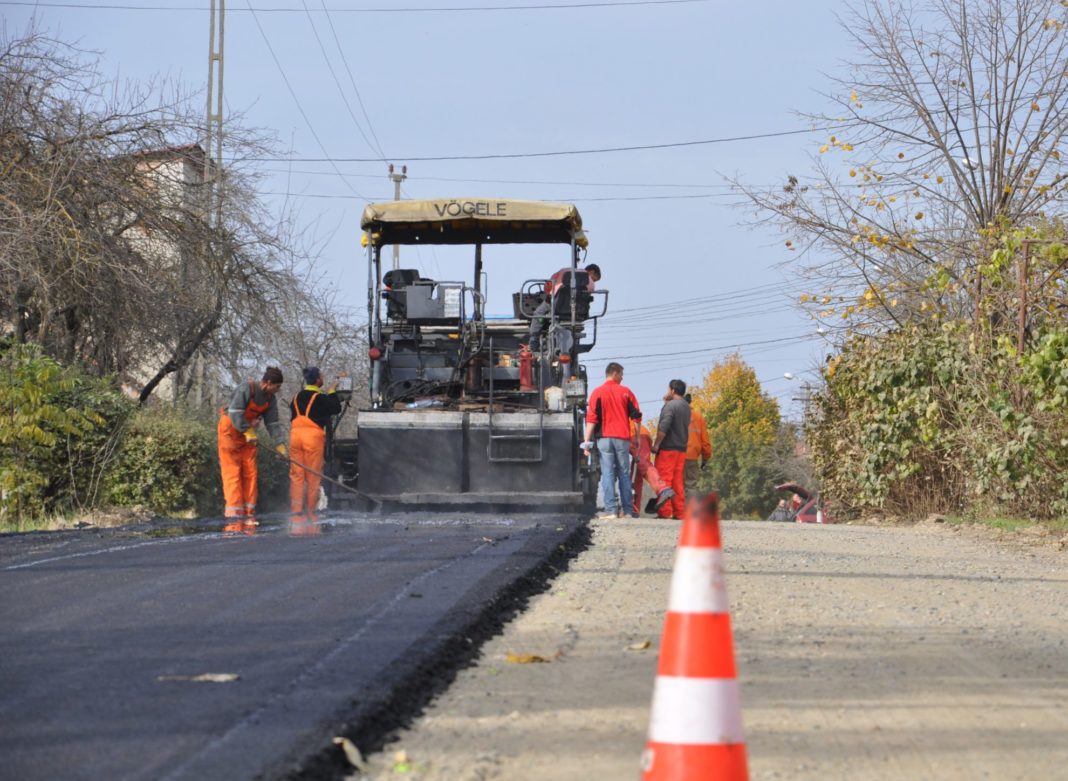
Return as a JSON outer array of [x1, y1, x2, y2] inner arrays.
[[104, 406, 292, 518], [0, 343, 130, 528], [808, 322, 1068, 520], [103, 406, 219, 516]]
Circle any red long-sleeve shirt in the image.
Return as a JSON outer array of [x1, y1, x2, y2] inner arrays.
[[587, 378, 641, 440]]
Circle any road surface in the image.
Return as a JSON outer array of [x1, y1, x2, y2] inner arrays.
[[0, 512, 586, 781], [357, 517, 1068, 781]]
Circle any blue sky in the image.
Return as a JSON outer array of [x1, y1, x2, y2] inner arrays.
[[3, 0, 854, 417]]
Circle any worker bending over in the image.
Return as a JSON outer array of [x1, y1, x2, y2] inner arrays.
[[218, 366, 287, 519], [630, 420, 675, 515], [289, 366, 343, 517]]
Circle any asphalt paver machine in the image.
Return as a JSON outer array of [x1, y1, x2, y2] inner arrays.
[[352, 198, 607, 513]]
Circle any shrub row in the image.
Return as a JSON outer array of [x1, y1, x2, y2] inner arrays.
[[806, 322, 1068, 521], [1, 344, 288, 530]]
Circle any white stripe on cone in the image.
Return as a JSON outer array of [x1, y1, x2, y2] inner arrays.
[[668, 547, 729, 614], [647, 677, 746, 744]]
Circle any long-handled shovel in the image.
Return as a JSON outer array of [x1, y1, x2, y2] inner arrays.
[[257, 439, 380, 510]]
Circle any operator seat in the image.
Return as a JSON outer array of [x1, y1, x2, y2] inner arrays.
[[552, 270, 592, 322], [383, 268, 421, 320]]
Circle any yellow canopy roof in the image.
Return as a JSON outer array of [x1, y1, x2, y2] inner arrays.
[[360, 198, 587, 247]]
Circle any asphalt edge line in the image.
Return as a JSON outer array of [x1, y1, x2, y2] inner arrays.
[[282, 519, 594, 781]]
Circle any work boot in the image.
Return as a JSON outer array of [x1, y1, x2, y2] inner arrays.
[[644, 498, 658, 515], [655, 487, 675, 509]]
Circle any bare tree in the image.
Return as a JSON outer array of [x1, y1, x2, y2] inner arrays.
[[0, 27, 357, 407], [738, 0, 1068, 332]]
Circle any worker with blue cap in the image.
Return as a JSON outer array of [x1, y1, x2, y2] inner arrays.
[[288, 366, 343, 517]]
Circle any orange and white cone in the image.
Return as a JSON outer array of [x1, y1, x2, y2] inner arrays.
[[640, 493, 749, 781]]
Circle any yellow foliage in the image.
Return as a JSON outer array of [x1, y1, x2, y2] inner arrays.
[[689, 354, 779, 447]]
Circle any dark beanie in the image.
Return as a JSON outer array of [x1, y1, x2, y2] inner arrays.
[[302, 366, 321, 385], [262, 366, 283, 384]]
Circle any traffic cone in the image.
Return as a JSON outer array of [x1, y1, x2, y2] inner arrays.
[[640, 493, 748, 781]]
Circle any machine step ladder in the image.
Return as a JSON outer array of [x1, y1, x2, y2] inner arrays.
[[486, 336, 545, 463]]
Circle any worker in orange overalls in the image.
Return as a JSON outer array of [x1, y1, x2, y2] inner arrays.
[[683, 393, 712, 500], [288, 366, 343, 520], [629, 420, 676, 516], [217, 366, 286, 521]]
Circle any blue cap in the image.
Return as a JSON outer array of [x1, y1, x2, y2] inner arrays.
[[302, 366, 321, 385]]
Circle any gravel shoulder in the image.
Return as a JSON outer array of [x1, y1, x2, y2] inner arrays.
[[356, 517, 1068, 781]]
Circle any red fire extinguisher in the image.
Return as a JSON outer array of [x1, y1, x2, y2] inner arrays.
[[519, 346, 535, 390]]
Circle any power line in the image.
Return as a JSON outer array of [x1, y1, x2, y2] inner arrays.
[[238, 126, 845, 162], [317, 0, 387, 160], [585, 333, 817, 362], [299, 0, 382, 159], [257, 189, 738, 202], [607, 283, 784, 316], [260, 167, 744, 189], [0, 0, 715, 11], [244, 0, 366, 198]]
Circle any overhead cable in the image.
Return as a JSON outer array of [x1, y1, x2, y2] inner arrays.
[[237, 126, 845, 162], [300, 0, 382, 159], [317, 0, 388, 160], [244, 0, 366, 198], [0, 0, 714, 10]]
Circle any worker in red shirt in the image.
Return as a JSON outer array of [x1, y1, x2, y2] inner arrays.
[[582, 362, 641, 519], [683, 393, 712, 499]]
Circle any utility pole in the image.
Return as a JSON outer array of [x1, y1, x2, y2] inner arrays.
[[206, 0, 225, 224], [194, 0, 225, 408], [388, 163, 407, 270]]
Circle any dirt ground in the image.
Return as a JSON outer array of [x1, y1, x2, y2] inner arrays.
[[350, 515, 1068, 781]]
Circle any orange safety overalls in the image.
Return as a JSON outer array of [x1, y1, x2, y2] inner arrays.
[[289, 392, 326, 516], [217, 381, 269, 518]]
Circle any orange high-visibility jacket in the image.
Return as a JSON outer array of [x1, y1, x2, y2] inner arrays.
[[685, 411, 712, 461]]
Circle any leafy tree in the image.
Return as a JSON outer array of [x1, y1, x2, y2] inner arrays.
[[690, 354, 782, 518], [808, 316, 1068, 520]]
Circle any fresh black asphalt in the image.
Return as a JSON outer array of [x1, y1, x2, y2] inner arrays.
[[0, 512, 588, 781]]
